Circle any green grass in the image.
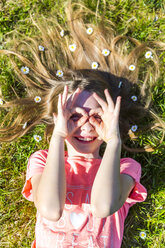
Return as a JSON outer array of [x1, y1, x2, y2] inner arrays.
[[0, 0, 165, 247]]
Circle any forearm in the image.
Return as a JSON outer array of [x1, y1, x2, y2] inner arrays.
[[36, 131, 66, 220], [91, 138, 121, 218]]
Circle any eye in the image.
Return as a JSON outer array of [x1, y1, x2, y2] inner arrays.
[[70, 113, 82, 121], [93, 114, 102, 123]]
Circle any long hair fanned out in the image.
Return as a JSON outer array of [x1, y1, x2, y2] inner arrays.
[[0, 0, 164, 152]]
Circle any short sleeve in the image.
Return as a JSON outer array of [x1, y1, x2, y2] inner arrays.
[[120, 157, 147, 206], [22, 149, 48, 202]]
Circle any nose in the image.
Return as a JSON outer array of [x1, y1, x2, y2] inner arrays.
[[80, 118, 94, 132]]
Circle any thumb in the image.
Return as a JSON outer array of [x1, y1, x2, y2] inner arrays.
[[53, 113, 57, 124], [89, 116, 100, 133]]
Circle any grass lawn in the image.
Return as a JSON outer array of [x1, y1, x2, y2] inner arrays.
[[0, 0, 165, 247]]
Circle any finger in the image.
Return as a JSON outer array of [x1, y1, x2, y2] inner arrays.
[[89, 116, 101, 134], [93, 92, 107, 111], [104, 89, 114, 109], [114, 96, 121, 119], [53, 113, 57, 124], [70, 88, 81, 108], [62, 85, 68, 106], [58, 94, 63, 113], [89, 107, 103, 117], [67, 88, 81, 109], [71, 107, 88, 117], [68, 116, 88, 134], [77, 115, 88, 127]]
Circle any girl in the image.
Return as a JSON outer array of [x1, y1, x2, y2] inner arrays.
[[0, 1, 164, 247]]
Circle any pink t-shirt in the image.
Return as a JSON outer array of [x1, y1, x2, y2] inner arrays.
[[22, 150, 147, 248]]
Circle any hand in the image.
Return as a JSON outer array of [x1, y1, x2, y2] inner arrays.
[[53, 86, 88, 138], [89, 89, 121, 143]]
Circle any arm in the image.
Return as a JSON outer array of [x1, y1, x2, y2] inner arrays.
[[31, 132, 66, 222], [31, 86, 87, 221], [90, 90, 135, 218], [91, 138, 135, 218]]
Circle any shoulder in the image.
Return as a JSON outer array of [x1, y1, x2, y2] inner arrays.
[[29, 149, 48, 162], [120, 157, 141, 182], [27, 149, 49, 172]]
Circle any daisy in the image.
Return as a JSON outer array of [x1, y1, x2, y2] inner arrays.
[[69, 44, 77, 52], [0, 98, 3, 105], [129, 65, 136, 71], [60, 30, 64, 37], [34, 96, 41, 103], [91, 62, 99, 69], [102, 49, 110, 56], [22, 122, 27, 129], [56, 70, 63, 77], [21, 66, 29, 74], [131, 95, 137, 101], [118, 81, 122, 88], [145, 51, 152, 59], [38, 45, 45, 51], [131, 125, 138, 132], [139, 231, 147, 240], [86, 27, 93, 35], [33, 134, 42, 142]]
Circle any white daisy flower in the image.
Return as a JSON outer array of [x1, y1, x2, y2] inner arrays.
[[102, 49, 110, 56], [38, 45, 45, 51], [56, 70, 63, 77], [131, 95, 137, 101], [34, 96, 41, 103], [0, 98, 3, 105], [60, 30, 64, 37], [33, 134, 42, 142], [86, 27, 93, 35], [131, 125, 138, 132], [129, 65, 136, 71], [21, 66, 29, 74], [145, 51, 152, 59], [69, 44, 77, 52], [91, 62, 99, 69], [22, 122, 27, 129], [118, 81, 122, 88], [139, 231, 147, 240]]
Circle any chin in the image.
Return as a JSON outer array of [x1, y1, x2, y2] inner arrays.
[[65, 137, 103, 158]]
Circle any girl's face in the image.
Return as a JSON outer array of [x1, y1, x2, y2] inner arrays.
[[65, 91, 103, 159]]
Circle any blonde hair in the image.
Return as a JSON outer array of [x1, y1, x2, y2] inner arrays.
[[0, 0, 164, 152]]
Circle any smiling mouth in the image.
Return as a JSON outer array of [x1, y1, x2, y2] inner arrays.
[[75, 137, 97, 143]]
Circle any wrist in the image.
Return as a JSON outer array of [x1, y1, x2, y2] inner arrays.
[[106, 136, 121, 145], [105, 134, 121, 144], [52, 130, 66, 140]]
